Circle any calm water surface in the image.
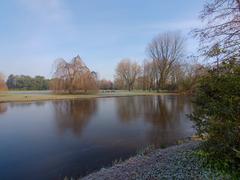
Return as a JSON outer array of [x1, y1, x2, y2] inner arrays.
[[0, 95, 195, 179]]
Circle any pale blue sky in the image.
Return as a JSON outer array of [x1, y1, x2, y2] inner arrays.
[[0, 0, 204, 80]]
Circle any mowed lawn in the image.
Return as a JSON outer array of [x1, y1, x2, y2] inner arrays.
[[0, 90, 177, 103]]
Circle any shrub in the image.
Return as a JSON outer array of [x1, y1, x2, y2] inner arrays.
[[190, 61, 240, 176]]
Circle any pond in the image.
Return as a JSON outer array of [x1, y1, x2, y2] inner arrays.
[[0, 95, 195, 179]]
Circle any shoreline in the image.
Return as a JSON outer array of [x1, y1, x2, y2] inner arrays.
[[0, 91, 179, 103], [82, 141, 227, 180]]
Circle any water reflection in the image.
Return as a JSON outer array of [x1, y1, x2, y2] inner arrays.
[[0, 102, 47, 115], [0, 96, 194, 179], [9, 101, 46, 108], [145, 96, 193, 146], [53, 99, 97, 135], [143, 96, 172, 125], [34, 101, 47, 107], [0, 103, 7, 114], [116, 96, 194, 146], [116, 97, 142, 122]]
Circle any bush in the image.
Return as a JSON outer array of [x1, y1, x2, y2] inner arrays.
[[190, 61, 240, 176]]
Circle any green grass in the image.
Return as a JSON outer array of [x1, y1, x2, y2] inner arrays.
[[0, 90, 178, 103]]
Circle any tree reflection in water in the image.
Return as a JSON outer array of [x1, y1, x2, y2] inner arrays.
[[116, 96, 194, 147], [0, 103, 7, 114], [8, 101, 46, 108], [116, 97, 143, 123], [53, 99, 97, 135], [144, 96, 193, 147]]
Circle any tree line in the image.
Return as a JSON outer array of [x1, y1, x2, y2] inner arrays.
[[0, 32, 206, 93], [48, 32, 205, 93], [6, 75, 49, 90], [114, 32, 205, 93]]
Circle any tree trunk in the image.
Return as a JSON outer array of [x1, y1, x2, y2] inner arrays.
[[128, 85, 131, 91]]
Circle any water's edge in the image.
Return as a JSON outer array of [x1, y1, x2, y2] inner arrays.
[[82, 140, 225, 180]]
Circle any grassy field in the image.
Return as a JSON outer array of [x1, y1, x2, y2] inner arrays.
[[0, 90, 178, 103]]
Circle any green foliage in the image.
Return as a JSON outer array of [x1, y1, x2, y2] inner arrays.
[[6, 74, 49, 90], [190, 61, 240, 177]]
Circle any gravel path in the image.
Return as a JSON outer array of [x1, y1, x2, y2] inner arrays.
[[82, 141, 228, 180]]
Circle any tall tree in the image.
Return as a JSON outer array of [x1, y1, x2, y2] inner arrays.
[[143, 60, 157, 91], [147, 32, 184, 90], [51, 55, 98, 93], [193, 0, 240, 62], [115, 59, 142, 91]]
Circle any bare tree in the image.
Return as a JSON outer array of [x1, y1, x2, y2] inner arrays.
[[193, 0, 240, 62], [51, 55, 98, 94], [114, 77, 125, 90], [147, 32, 184, 90], [98, 79, 113, 90], [169, 62, 185, 88], [181, 63, 206, 93], [143, 60, 158, 91], [0, 73, 7, 91], [115, 59, 142, 91]]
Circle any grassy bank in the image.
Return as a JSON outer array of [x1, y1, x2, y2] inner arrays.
[[0, 90, 178, 103]]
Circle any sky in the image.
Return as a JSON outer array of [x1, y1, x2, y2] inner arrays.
[[0, 0, 205, 80]]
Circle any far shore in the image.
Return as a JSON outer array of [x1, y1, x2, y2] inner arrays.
[[0, 90, 180, 103]]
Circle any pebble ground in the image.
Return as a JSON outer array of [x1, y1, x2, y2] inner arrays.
[[82, 141, 230, 180]]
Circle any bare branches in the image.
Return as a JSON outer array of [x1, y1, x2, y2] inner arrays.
[[193, 0, 240, 62], [115, 59, 142, 91], [142, 60, 157, 91], [51, 55, 98, 94], [98, 79, 113, 90], [146, 32, 185, 90]]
